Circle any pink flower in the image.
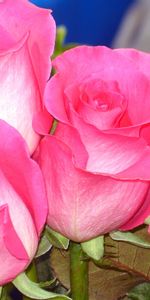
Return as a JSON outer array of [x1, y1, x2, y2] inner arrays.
[[37, 46, 150, 242], [0, 121, 47, 285], [0, 0, 56, 154]]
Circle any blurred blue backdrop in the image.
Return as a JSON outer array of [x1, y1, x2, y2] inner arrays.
[[30, 0, 136, 46]]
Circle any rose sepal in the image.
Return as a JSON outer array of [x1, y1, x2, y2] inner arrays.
[[110, 230, 150, 248], [45, 226, 69, 250], [81, 236, 104, 261], [13, 272, 71, 300], [35, 232, 52, 258]]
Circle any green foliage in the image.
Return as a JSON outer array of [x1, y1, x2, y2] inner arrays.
[[36, 233, 52, 258], [81, 236, 104, 260], [127, 283, 150, 300], [53, 26, 78, 59], [110, 230, 150, 248], [13, 272, 71, 300], [45, 226, 69, 250]]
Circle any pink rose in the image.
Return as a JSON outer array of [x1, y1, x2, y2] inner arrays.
[[0, 0, 56, 154], [0, 121, 47, 285], [37, 46, 150, 242]]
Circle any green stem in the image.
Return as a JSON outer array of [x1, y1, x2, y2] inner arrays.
[[1, 285, 12, 300], [23, 260, 37, 300], [70, 242, 89, 300]]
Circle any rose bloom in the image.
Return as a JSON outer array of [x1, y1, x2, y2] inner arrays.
[[0, 0, 55, 154], [36, 46, 150, 242], [0, 121, 47, 285]]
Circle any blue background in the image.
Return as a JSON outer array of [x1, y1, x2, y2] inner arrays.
[[30, 0, 135, 46]]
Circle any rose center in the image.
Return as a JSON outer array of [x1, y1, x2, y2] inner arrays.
[[93, 98, 109, 111]]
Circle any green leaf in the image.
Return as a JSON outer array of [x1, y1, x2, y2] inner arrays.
[[45, 226, 69, 250], [127, 282, 150, 300], [35, 233, 52, 258], [56, 26, 67, 50], [110, 231, 150, 248], [52, 26, 78, 59], [52, 26, 67, 58], [13, 272, 71, 300], [81, 236, 104, 260], [39, 278, 57, 289]]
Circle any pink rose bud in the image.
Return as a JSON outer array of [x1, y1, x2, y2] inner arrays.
[[37, 46, 150, 242], [0, 0, 56, 154], [0, 121, 47, 285]]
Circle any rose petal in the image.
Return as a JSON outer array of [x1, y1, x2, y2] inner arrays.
[[65, 80, 125, 130], [0, 120, 48, 235], [69, 110, 149, 176], [75, 101, 123, 130], [114, 148, 150, 180], [36, 135, 148, 242], [53, 46, 136, 84], [120, 187, 150, 231], [0, 0, 56, 95], [140, 123, 150, 145], [33, 109, 53, 136], [45, 46, 127, 123], [0, 205, 29, 285], [0, 171, 38, 258], [0, 205, 29, 260], [0, 24, 15, 50], [115, 48, 150, 80], [113, 71, 150, 126], [55, 122, 88, 168], [0, 34, 41, 153], [44, 74, 70, 124], [49, 46, 150, 127]]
